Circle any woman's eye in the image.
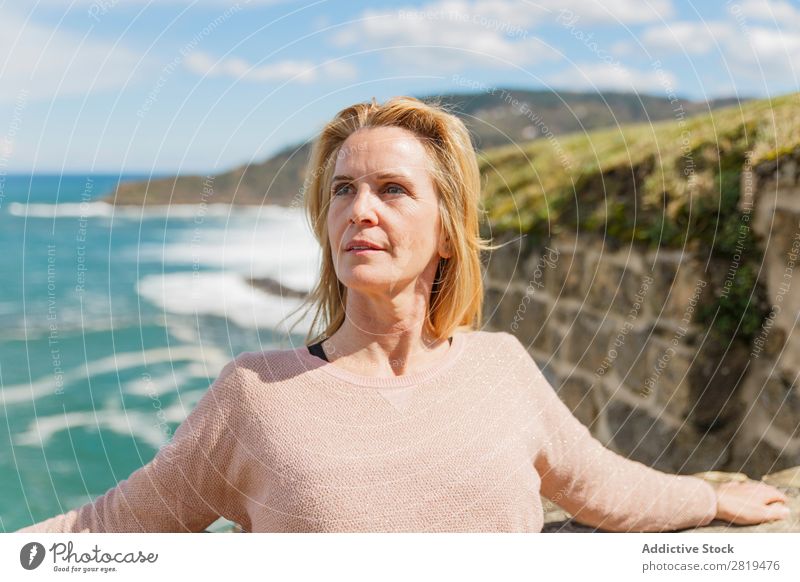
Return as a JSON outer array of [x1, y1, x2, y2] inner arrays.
[[332, 183, 406, 196]]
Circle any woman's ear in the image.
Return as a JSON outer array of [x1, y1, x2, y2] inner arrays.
[[439, 233, 452, 260]]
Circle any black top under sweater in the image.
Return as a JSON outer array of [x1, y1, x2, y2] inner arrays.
[[307, 337, 453, 363]]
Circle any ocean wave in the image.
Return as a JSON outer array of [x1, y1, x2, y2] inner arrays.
[[136, 271, 316, 332], [130, 211, 321, 292], [0, 315, 168, 342], [123, 361, 213, 397], [7, 201, 299, 220], [14, 389, 206, 449], [0, 345, 232, 406], [0, 302, 17, 315]]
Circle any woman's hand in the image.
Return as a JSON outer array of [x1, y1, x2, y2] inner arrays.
[[713, 480, 791, 526]]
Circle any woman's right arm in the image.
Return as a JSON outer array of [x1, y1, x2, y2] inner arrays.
[[16, 358, 249, 533]]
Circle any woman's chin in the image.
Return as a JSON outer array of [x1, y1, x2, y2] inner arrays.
[[340, 273, 398, 293], [342, 278, 387, 290]]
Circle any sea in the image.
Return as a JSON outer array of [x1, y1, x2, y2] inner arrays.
[[0, 174, 320, 532]]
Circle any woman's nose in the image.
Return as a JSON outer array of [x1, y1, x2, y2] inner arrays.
[[349, 184, 378, 224]]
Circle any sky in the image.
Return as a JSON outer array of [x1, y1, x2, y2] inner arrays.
[[1, 0, 799, 174]]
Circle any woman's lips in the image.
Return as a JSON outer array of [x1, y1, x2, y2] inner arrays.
[[347, 248, 383, 255]]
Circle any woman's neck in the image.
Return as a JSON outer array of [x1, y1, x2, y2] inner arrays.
[[321, 324, 452, 378]]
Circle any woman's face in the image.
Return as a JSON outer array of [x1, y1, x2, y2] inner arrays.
[[327, 125, 450, 298]]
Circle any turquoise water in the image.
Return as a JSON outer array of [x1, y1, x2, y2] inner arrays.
[[0, 174, 318, 531]]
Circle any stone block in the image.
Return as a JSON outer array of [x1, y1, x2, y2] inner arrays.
[[555, 374, 600, 429], [519, 244, 560, 296], [483, 287, 504, 325], [728, 436, 800, 480], [485, 233, 526, 285], [509, 293, 554, 352], [607, 399, 731, 473], [758, 370, 800, 436], [686, 341, 750, 432], [606, 324, 654, 391], [563, 313, 615, 371], [645, 340, 694, 419], [585, 256, 650, 318], [544, 246, 586, 299], [647, 257, 709, 323], [779, 157, 797, 187]]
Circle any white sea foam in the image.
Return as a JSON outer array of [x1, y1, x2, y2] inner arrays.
[[136, 271, 315, 332], [0, 345, 231, 406], [0, 316, 167, 342], [14, 390, 206, 449], [0, 302, 17, 315], [8, 201, 115, 218], [131, 207, 320, 293], [124, 362, 213, 397], [7, 201, 284, 220]]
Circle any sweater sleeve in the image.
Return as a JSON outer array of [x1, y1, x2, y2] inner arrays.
[[15, 357, 249, 533], [503, 333, 718, 532]]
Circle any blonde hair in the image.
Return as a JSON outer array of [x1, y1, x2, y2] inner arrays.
[[286, 95, 499, 345]]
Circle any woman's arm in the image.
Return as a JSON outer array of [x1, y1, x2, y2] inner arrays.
[[15, 358, 249, 533], [526, 358, 790, 531], [501, 332, 774, 532], [533, 380, 718, 532]]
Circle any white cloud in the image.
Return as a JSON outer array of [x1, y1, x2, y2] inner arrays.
[[640, 14, 800, 86], [610, 40, 635, 57], [735, 0, 800, 29], [546, 62, 677, 93], [745, 27, 800, 59], [184, 51, 357, 83], [0, 7, 144, 102], [642, 21, 735, 55], [331, 2, 551, 72], [550, 0, 674, 24], [330, 0, 672, 73], [728, 26, 800, 80], [724, 1, 800, 83]]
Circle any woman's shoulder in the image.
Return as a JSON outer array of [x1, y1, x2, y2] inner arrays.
[[466, 330, 541, 370], [196, 347, 312, 415], [214, 344, 317, 387], [462, 329, 522, 350]]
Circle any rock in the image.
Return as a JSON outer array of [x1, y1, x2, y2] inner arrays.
[[246, 276, 308, 299], [606, 399, 730, 473], [758, 370, 800, 435], [544, 246, 586, 298], [762, 466, 800, 488], [564, 312, 615, 371], [556, 374, 600, 428]]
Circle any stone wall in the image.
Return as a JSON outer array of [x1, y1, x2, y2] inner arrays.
[[483, 151, 800, 478]]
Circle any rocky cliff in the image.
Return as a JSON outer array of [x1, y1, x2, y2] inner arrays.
[[481, 92, 800, 479]]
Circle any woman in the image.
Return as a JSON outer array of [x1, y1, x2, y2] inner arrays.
[[17, 96, 790, 533]]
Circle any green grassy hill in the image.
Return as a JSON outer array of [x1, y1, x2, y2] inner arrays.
[[480, 92, 799, 245]]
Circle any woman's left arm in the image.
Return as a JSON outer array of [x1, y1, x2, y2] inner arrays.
[[532, 380, 714, 531], [499, 331, 791, 531], [531, 371, 791, 531]]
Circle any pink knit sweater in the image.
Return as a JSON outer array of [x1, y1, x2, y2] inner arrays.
[[16, 331, 718, 533]]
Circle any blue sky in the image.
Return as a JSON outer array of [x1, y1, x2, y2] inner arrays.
[[1, 0, 798, 174]]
